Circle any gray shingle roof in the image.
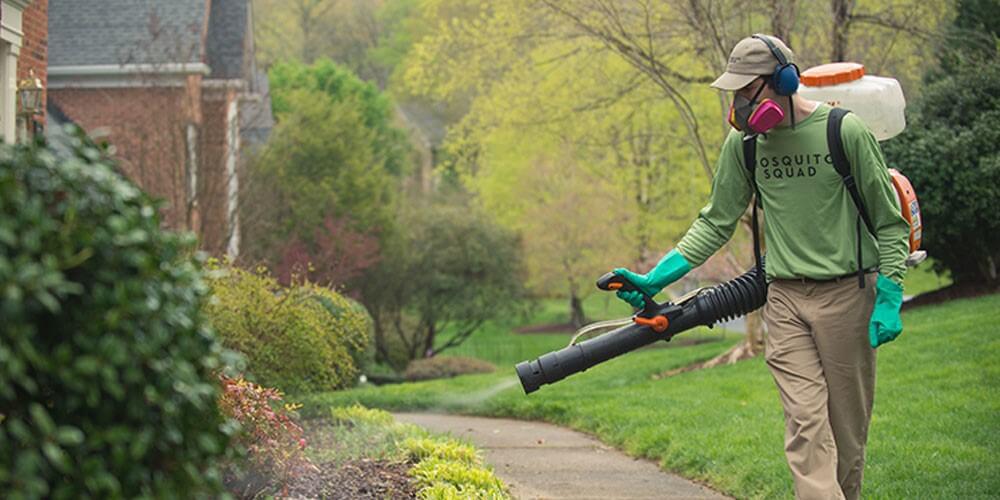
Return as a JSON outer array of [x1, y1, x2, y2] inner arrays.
[[49, 0, 208, 67], [206, 0, 250, 79]]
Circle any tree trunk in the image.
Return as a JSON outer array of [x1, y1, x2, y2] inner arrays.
[[770, 0, 797, 44], [422, 322, 436, 358], [831, 0, 855, 61], [569, 293, 586, 330]]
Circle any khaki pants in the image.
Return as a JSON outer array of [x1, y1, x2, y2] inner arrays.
[[763, 273, 877, 500]]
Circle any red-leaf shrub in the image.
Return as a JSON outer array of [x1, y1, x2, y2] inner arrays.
[[218, 374, 315, 498], [276, 215, 381, 289]]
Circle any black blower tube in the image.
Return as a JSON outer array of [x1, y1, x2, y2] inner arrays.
[[515, 265, 767, 394]]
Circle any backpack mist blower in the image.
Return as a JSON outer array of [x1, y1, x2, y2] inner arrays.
[[515, 266, 768, 394]]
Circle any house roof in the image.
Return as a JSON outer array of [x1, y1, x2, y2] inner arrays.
[[49, 0, 253, 81], [49, 0, 208, 67]]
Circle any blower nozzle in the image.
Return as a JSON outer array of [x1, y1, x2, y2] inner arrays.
[[515, 265, 767, 394]]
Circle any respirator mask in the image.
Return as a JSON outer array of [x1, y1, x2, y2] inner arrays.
[[728, 79, 785, 135]]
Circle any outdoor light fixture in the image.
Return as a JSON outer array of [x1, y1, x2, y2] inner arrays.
[[17, 69, 43, 117], [17, 69, 44, 138]]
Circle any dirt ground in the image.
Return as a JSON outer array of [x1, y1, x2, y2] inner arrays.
[[285, 459, 416, 499], [902, 282, 999, 310]]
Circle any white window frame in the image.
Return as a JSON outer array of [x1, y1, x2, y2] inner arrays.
[[0, 0, 31, 144]]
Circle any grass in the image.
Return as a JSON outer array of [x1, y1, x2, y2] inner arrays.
[[302, 293, 1000, 499], [434, 290, 731, 368], [903, 257, 952, 297]]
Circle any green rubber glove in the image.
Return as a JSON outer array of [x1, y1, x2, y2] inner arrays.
[[869, 274, 904, 348], [613, 249, 692, 309]]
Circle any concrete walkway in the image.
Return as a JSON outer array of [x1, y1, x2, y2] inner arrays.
[[394, 413, 729, 500]]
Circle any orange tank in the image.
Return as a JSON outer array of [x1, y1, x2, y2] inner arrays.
[[888, 168, 921, 252]]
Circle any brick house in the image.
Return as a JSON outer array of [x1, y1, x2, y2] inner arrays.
[[0, 0, 47, 142], [46, 0, 273, 257]]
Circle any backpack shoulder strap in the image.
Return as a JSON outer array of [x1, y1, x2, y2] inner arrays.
[[742, 133, 765, 281], [827, 108, 876, 235], [742, 133, 757, 184]]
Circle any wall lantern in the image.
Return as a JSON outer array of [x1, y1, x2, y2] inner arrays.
[[18, 69, 43, 117]]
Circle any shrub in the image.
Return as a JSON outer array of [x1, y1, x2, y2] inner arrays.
[[882, 45, 1000, 286], [360, 202, 526, 366], [404, 356, 497, 381], [327, 405, 510, 499], [400, 437, 479, 464], [308, 283, 375, 375], [218, 375, 313, 498], [409, 458, 507, 499], [0, 134, 234, 497], [206, 264, 372, 393], [330, 404, 395, 427]]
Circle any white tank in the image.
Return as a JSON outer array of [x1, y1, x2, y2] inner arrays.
[[798, 63, 906, 141]]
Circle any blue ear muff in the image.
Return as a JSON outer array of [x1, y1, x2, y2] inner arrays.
[[753, 34, 800, 96], [772, 63, 800, 96]]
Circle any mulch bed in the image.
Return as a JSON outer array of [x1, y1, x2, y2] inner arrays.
[[902, 282, 999, 311], [285, 459, 417, 499]]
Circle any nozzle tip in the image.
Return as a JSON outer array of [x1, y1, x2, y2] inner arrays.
[[515, 359, 542, 394]]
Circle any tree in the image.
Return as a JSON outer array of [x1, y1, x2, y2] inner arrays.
[[268, 59, 411, 177], [253, 0, 338, 66], [239, 61, 413, 287], [253, 0, 419, 89], [389, 0, 955, 365], [255, 89, 393, 233], [361, 201, 526, 364], [882, 19, 1000, 287]]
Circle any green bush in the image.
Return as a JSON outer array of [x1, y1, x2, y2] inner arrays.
[[361, 201, 526, 367], [404, 356, 497, 381], [882, 46, 1000, 286], [400, 437, 479, 464], [310, 284, 376, 375], [206, 264, 372, 393], [0, 135, 234, 498], [327, 405, 510, 499], [401, 434, 509, 499]]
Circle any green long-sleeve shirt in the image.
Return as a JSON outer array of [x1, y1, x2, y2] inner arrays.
[[676, 104, 909, 285]]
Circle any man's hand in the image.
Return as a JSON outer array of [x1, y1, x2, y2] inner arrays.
[[869, 274, 904, 348], [612, 249, 692, 309]]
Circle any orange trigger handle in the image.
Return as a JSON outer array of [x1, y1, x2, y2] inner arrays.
[[633, 315, 669, 333]]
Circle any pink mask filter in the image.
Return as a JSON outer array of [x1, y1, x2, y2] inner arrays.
[[748, 99, 785, 134]]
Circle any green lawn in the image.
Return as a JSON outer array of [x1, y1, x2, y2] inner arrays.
[[434, 286, 737, 368], [447, 258, 950, 367], [903, 257, 952, 297], [302, 293, 1000, 499]]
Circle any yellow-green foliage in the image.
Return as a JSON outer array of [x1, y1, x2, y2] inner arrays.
[[330, 404, 395, 427], [308, 284, 374, 371], [409, 457, 508, 499], [205, 263, 372, 393], [416, 482, 509, 500], [401, 438, 479, 464], [402, 435, 508, 499], [325, 405, 508, 498]]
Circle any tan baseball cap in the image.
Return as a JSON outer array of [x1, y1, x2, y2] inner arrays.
[[711, 34, 795, 91]]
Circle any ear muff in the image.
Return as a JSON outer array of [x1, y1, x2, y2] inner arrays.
[[772, 63, 800, 96], [753, 34, 799, 96]]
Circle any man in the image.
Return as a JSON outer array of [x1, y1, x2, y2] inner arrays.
[[613, 35, 909, 499]]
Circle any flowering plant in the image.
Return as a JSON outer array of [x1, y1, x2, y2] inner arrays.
[[218, 374, 314, 498]]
